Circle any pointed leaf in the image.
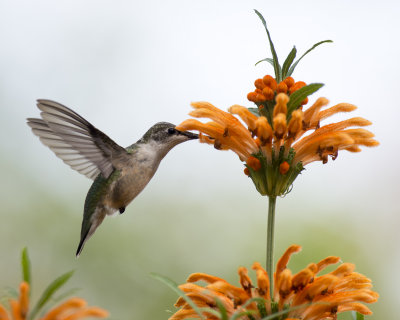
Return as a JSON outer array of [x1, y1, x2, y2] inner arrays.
[[29, 270, 74, 320], [281, 46, 297, 79], [255, 58, 274, 67], [150, 273, 206, 320], [215, 298, 228, 320], [248, 108, 260, 117], [254, 10, 282, 81], [287, 83, 324, 113], [194, 307, 222, 319], [287, 40, 333, 76], [351, 311, 365, 320], [21, 248, 31, 287]]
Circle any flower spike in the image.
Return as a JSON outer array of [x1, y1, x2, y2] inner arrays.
[[170, 245, 378, 320]]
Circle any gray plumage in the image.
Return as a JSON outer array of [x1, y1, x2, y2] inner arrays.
[[27, 100, 198, 256]]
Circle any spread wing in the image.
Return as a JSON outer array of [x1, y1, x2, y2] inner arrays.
[[27, 99, 127, 180]]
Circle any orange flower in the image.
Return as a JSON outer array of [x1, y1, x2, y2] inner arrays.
[[176, 84, 378, 196], [0, 282, 108, 320], [170, 245, 378, 320]]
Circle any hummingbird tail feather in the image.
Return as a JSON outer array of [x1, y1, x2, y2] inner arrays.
[[76, 228, 91, 257], [76, 207, 107, 257]]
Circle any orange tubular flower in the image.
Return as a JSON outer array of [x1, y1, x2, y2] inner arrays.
[[176, 80, 378, 196], [0, 282, 108, 320], [170, 245, 378, 320]]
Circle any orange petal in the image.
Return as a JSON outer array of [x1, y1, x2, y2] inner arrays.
[[19, 282, 29, 318], [316, 256, 340, 273], [9, 300, 22, 320], [318, 103, 357, 121], [252, 262, 270, 300], [40, 298, 87, 320], [273, 113, 287, 140], [303, 97, 329, 128], [228, 105, 258, 131], [337, 302, 372, 315], [238, 267, 253, 294], [59, 307, 109, 320], [187, 273, 226, 284], [273, 93, 289, 117], [0, 304, 10, 320], [287, 109, 304, 138]]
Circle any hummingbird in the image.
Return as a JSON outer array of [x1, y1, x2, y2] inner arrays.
[[27, 100, 198, 256]]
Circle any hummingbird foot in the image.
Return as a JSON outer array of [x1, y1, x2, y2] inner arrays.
[[119, 207, 125, 214]]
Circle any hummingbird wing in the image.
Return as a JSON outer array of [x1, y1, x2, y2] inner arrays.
[[27, 99, 127, 180]]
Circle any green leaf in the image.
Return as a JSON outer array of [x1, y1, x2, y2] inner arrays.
[[150, 273, 206, 320], [351, 311, 365, 320], [287, 83, 324, 114], [197, 307, 221, 318], [254, 10, 282, 82], [281, 46, 297, 79], [255, 58, 274, 67], [248, 108, 260, 117], [287, 40, 333, 76], [215, 298, 228, 320], [29, 270, 74, 320], [21, 247, 31, 287]]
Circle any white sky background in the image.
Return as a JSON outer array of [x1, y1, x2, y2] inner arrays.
[[0, 0, 399, 316]]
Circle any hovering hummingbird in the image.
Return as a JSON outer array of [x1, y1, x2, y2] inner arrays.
[[27, 100, 198, 256]]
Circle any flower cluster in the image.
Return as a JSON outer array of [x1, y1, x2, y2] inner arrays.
[[176, 90, 378, 196], [0, 249, 109, 320], [170, 245, 378, 320], [0, 282, 108, 320], [247, 75, 308, 106]]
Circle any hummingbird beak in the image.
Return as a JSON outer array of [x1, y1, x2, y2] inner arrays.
[[176, 129, 199, 140]]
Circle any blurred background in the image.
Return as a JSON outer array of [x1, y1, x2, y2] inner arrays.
[[0, 0, 398, 319]]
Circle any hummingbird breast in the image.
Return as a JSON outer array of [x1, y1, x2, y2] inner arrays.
[[106, 151, 161, 210]]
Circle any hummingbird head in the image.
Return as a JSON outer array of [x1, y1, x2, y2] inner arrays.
[[138, 122, 198, 156]]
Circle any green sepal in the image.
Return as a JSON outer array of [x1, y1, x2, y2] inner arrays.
[[281, 46, 297, 79], [287, 40, 333, 77], [287, 83, 324, 115], [231, 298, 266, 320], [248, 107, 260, 117], [255, 57, 274, 67], [254, 10, 282, 82], [256, 300, 268, 318], [29, 270, 74, 320], [246, 148, 304, 197]]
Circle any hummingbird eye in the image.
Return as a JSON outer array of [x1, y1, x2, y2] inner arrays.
[[167, 127, 176, 135]]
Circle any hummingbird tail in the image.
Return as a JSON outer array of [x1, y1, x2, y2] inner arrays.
[[76, 207, 107, 257], [76, 228, 91, 257]]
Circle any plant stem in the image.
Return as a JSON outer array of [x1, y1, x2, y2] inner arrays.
[[266, 195, 276, 300]]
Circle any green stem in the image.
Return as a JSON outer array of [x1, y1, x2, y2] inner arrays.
[[266, 196, 276, 300]]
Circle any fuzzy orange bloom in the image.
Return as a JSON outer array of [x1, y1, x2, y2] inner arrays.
[[0, 282, 108, 320], [177, 95, 377, 166], [169, 245, 378, 320], [177, 92, 378, 196]]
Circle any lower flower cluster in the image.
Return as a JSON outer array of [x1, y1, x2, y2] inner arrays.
[[0, 281, 108, 320], [170, 245, 378, 320]]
